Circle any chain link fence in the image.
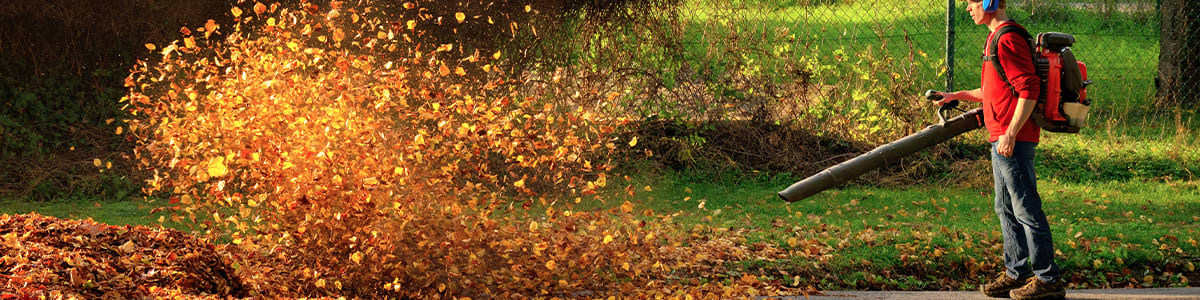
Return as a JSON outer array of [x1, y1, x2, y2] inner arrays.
[[656, 0, 1164, 122]]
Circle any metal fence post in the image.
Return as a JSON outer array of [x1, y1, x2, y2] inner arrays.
[[946, 0, 956, 91]]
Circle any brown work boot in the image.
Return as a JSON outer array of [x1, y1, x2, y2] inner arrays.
[[980, 272, 1032, 298], [1010, 277, 1066, 300]]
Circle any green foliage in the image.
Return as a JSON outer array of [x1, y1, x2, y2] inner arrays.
[[0, 61, 124, 157]]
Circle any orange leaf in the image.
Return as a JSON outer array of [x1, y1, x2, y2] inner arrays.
[[620, 201, 634, 213], [253, 2, 267, 15], [93, 158, 102, 167], [204, 20, 218, 34], [545, 260, 556, 271], [231, 7, 243, 18], [144, 43, 156, 50], [332, 28, 345, 42]]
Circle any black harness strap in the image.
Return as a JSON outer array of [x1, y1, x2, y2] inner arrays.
[[983, 24, 1035, 98]]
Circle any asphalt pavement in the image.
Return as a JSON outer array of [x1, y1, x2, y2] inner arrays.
[[764, 287, 1200, 300]]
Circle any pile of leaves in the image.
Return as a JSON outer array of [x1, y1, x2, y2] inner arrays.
[[0, 213, 243, 299], [117, 0, 805, 297]]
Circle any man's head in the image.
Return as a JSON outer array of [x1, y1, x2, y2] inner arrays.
[[962, 0, 1007, 26]]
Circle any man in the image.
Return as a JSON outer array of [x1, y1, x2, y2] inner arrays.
[[933, 0, 1065, 299]]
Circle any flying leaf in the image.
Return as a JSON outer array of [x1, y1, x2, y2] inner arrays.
[[207, 157, 228, 178], [204, 20, 218, 35], [253, 2, 267, 15], [144, 43, 156, 50], [455, 12, 466, 23]]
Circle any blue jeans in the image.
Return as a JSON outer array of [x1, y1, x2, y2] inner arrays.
[[992, 141, 1060, 282]]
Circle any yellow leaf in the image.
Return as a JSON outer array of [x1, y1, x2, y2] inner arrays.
[[525, 4, 532, 12], [629, 136, 638, 147], [603, 234, 613, 244], [529, 221, 538, 232], [231, 7, 243, 18], [493, 50, 502, 60], [144, 43, 156, 50], [267, 18, 276, 27], [316, 278, 326, 288], [406, 20, 416, 30], [514, 178, 525, 188], [105, 161, 112, 169], [93, 158, 102, 167], [115, 127, 123, 135], [455, 12, 466, 23], [207, 157, 228, 178], [364, 177, 379, 185], [351, 251, 363, 264], [545, 260, 556, 271], [454, 67, 466, 76]]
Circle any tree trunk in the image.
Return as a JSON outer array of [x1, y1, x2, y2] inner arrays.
[[1158, 0, 1200, 108]]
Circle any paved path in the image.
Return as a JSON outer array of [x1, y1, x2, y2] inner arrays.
[[774, 288, 1200, 300]]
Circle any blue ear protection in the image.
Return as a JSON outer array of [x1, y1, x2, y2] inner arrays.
[[983, 0, 999, 13]]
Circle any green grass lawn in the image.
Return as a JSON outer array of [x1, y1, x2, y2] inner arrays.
[[0, 197, 158, 226], [594, 169, 1199, 290]]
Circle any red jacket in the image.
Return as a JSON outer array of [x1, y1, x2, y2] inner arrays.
[[982, 21, 1041, 143]]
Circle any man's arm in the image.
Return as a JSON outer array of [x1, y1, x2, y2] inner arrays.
[[1005, 98, 1036, 138], [935, 88, 983, 105]]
